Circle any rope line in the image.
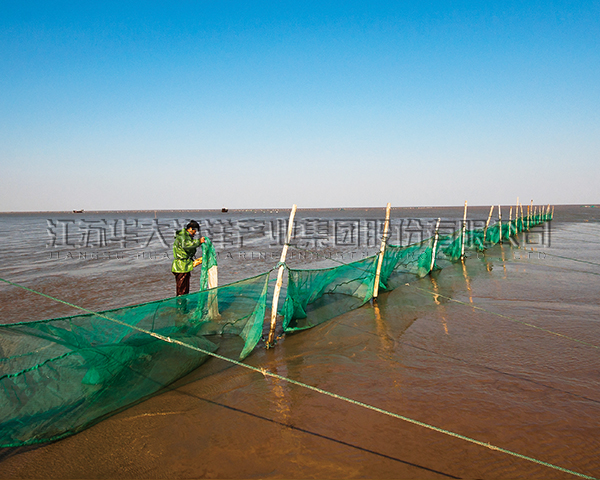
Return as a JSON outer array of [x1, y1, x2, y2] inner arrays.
[[335, 318, 600, 406], [505, 258, 600, 277], [407, 284, 600, 350], [0, 277, 596, 480], [556, 225, 600, 239], [287, 244, 379, 274], [533, 251, 600, 268]]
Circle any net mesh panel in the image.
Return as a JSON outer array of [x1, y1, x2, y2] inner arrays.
[[380, 239, 434, 288], [281, 255, 378, 332], [280, 214, 550, 334], [198, 237, 218, 292], [0, 271, 269, 447], [0, 212, 551, 447]]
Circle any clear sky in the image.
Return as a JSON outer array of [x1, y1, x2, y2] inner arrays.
[[1, 1, 599, 211]]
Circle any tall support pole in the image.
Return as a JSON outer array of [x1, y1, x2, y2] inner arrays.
[[267, 204, 297, 347], [483, 205, 494, 244], [529, 199, 533, 230], [520, 202, 525, 230], [461, 201, 468, 259], [429, 218, 441, 273], [552, 205, 554, 219], [516, 197, 520, 231], [498, 205, 503, 243], [373, 203, 392, 299], [509, 206, 513, 237], [547, 203, 551, 221]]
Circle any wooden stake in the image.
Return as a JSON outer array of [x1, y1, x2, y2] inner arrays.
[[483, 205, 494, 243], [461, 201, 468, 259], [429, 218, 441, 273], [373, 203, 392, 299], [520, 202, 525, 230], [207, 265, 220, 319], [267, 204, 297, 346], [498, 205, 503, 243], [509, 206, 513, 237], [529, 199, 533, 230]]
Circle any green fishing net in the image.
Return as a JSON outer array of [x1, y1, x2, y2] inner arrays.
[[0, 263, 269, 447], [198, 237, 218, 292], [280, 213, 551, 334], [380, 240, 435, 286], [281, 255, 378, 332], [0, 211, 551, 448]]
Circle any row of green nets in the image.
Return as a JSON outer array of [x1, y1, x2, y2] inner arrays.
[[280, 212, 551, 333], [0, 211, 550, 447], [0, 239, 269, 447]]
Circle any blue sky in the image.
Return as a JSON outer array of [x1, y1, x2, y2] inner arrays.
[[1, 1, 599, 211]]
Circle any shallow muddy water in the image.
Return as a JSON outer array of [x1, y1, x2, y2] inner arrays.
[[1, 205, 599, 478]]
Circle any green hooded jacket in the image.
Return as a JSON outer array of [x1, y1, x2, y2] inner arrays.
[[171, 229, 201, 273]]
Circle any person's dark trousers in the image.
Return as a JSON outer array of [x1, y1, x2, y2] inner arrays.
[[173, 272, 191, 296], [173, 272, 191, 314]]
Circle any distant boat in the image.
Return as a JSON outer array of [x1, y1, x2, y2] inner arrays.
[[221, 207, 228, 213], [73, 209, 84, 214]]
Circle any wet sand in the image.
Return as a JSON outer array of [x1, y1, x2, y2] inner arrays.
[[1, 206, 599, 478]]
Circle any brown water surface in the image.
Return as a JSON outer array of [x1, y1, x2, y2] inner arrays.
[[0, 205, 599, 478]]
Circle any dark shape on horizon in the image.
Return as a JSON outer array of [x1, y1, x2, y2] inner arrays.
[[221, 207, 228, 213], [73, 209, 84, 214]]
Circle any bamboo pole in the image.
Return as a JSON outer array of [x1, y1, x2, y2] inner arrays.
[[529, 199, 533, 230], [509, 206, 513, 237], [483, 205, 494, 244], [373, 203, 391, 299], [207, 265, 220, 319], [498, 205, 503, 243], [552, 205, 554, 219], [267, 204, 297, 347], [520, 201, 524, 227], [429, 218, 441, 273], [461, 201, 468, 259]]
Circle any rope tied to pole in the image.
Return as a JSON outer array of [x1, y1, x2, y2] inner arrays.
[[0, 275, 597, 480]]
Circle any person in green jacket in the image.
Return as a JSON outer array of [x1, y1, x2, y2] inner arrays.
[[172, 220, 205, 296]]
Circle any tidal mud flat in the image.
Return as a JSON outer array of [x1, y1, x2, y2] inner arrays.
[[0, 205, 599, 478]]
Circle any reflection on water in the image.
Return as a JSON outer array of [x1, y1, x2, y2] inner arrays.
[[1, 207, 600, 478], [372, 300, 395, 359], [429, 276, 449, 335], [461, 258, 474, 304]]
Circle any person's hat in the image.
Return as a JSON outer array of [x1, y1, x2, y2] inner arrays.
[[186, 220, 200, 230]]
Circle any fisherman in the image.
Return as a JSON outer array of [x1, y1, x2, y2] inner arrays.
[[172, 220, 205, 297]]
